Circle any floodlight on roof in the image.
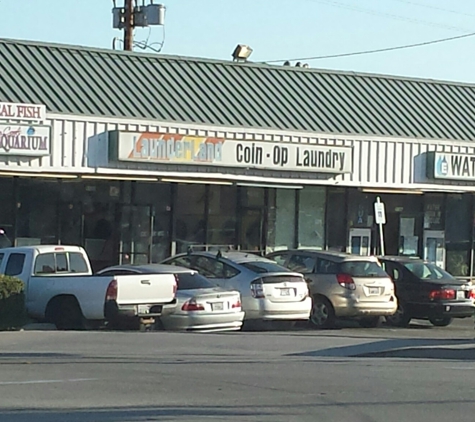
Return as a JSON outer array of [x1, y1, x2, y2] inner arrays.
[[232, 44, 253, 62]]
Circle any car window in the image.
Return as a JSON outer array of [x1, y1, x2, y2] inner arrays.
[[316, 258, 339, 274], [0, 253, 4, 268], [240, 261, 290, 274], [34, 253, 56, 275], [268, 253, 288, 267], [56, 253, 68, 272], [167, 256, 193, 269], [287, 254, 315, 273], [5, 253, 26, 276], [380, 262, 399, 281], [340, 261, 388, 277], [176, 272, 216, 290], [404, 262, 454, 280], [70, 252, 89, 273]]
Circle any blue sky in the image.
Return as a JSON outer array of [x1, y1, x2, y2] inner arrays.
[[1, 0, 475, 82]]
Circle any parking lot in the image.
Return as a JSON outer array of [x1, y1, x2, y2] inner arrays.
[[1, 318, 475, 422]]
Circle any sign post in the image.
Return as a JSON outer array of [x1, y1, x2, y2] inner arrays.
[[374, 197, 386, 256]]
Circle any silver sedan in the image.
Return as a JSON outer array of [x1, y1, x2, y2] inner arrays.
[[98, 264, 244, 332]]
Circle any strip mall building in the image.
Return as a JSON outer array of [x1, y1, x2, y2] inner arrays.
[[1, 38, 475, 275]]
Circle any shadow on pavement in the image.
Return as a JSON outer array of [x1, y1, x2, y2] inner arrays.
[[287, 337, 475, 360]]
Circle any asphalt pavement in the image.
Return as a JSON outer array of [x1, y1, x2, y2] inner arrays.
[[1, 318, 475, 422]]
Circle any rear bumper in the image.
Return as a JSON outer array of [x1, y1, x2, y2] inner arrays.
[[334, 297, 398, 317], [161, 311, 245, 332], [245, 297, 312, 321], [104, 300, 177, 321], [408, 301, 475, 319]]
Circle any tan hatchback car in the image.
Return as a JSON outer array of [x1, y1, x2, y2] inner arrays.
[[266, 250, 397, 328]]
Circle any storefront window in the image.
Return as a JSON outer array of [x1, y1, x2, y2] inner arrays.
[[207, 185, 237, 247], [239, 187, 265, 252], [16, 178, 60, 245], [298, 186, 326, 249], [266, 189, 296, 252], [446, 194, 471, 277], [174, 184, 206, 253], [326, 188, 346, 252], [134, 182, 172, 263], [0, 177, 15, 247]]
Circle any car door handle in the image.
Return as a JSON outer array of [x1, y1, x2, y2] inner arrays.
[[141, 280, 151, 285]]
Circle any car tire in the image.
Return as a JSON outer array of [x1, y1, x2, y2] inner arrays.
[[52, 297, 85, 330], [429, 316, 453, 327], [385, 303, 411, 328], [358, 316, 382, 328], [310, 296, 335, 329]]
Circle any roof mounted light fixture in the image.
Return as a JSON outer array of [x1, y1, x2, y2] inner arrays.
[[232, 44, 253, 62]]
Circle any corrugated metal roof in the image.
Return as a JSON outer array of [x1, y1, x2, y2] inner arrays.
[[1, 37, 475, 141]]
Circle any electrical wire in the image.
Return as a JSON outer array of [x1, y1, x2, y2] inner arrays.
[[262, 31, 475, 64], [298, 0, 471, 33], [385, 0, 475, 17]]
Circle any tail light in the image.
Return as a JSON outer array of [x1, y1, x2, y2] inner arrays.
[[429, 289, 456, 300], [336, 274, 356, 290], [182, 299, 205, 311], [105, 279, 118, 302], [232, 299, 241, 309], [469, 289, 475, 300], [250, 280, 265, 298]]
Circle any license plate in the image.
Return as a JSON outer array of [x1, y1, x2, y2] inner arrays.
[[280, 288, 291, 296], [212, 302, 224, 311], [368, 287, 380, 296], [457, 291, 466, 300], [138, 305, 150, 314]]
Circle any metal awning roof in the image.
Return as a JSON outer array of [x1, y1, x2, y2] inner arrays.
[[1, 38, 475, 141]]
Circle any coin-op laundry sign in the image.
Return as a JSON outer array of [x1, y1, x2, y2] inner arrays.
[[111, 131, 353, 174]]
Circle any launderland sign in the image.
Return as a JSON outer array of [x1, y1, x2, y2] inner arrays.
[[431, 151, 475, 181], [111, 131, 353, 174]]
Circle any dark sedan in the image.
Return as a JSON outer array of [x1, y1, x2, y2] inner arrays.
[[379, 257, 475, 327]]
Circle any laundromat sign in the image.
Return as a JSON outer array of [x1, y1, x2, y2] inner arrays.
[[430, 151, 475, 181], [110, 131, 353, 174]]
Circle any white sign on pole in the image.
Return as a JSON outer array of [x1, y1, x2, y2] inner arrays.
[[374, 201, 386, 225], [374, 197, 386, 256]]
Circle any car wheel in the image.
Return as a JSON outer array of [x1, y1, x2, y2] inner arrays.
[[358, 316, 382, 328], [385, 303, 411, 328], [429, 316, 453, 327], [310, 296, 335, 329], [53, 297, 84, 330]]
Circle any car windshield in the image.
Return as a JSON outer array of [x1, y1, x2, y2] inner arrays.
[[340, 261, 387, 277], [240, 261, 290, 274], [404, 262, 455, 280], [175, 272, 216, 290]]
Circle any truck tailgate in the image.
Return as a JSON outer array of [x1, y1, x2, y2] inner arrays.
[[115, 274, 176, 305]]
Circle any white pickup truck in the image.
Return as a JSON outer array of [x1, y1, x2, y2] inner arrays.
[[0, 245, 177, 330]]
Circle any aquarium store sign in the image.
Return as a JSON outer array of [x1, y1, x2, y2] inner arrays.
[[429, 151, 475, 181]]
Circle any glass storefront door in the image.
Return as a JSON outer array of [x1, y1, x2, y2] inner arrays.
[[119, 205, 153, 265], [348, 228, 371, 256], [424, 230, 445, 269]]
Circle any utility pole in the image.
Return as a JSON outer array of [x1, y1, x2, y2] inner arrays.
[[112, 1, 166, 52], [124, 0, 134, 51]]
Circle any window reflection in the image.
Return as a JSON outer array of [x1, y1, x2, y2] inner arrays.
[[207, 185, 237, 247]]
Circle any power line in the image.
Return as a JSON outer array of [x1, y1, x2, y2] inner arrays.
[[262, 31, 475, 64], [297, 0, 471, 32], [385, 0, 475, 17]]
